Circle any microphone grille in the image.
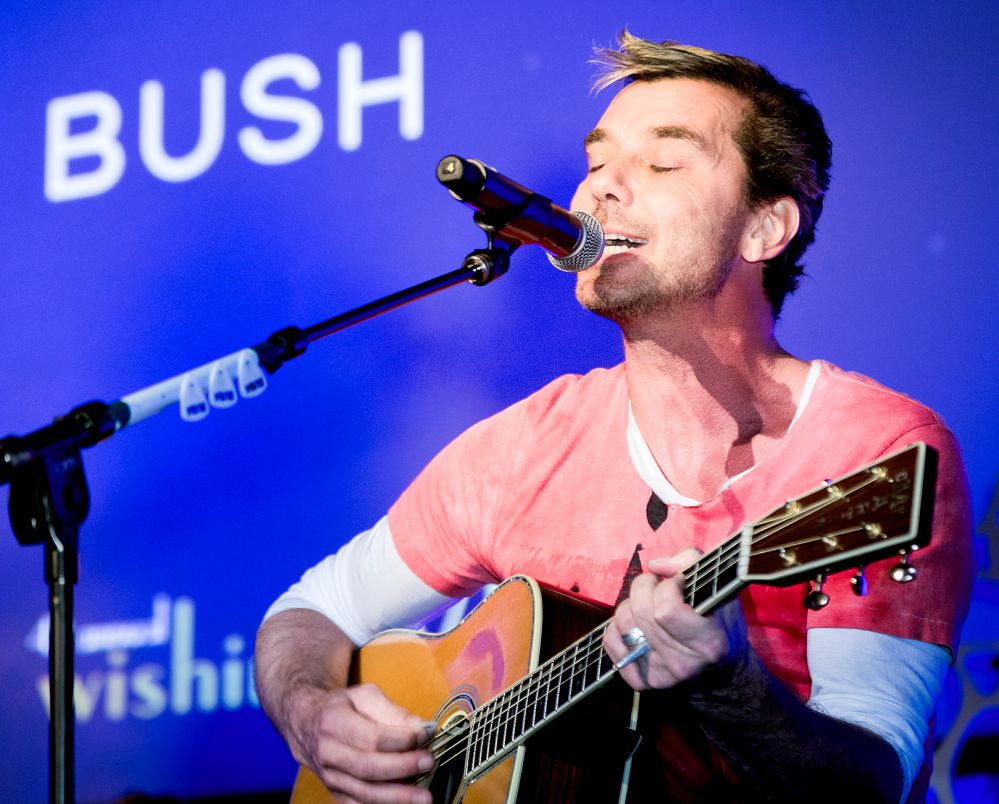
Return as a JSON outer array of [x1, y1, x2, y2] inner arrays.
[[547, 212, 604, 273]]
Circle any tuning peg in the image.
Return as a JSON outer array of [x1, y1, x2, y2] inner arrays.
[[805, 574, 831, 610], [889, 551, 918, 583], [851, 566, 869, 597]]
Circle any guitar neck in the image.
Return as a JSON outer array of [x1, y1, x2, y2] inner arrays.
[[465, 535, 744, 778]]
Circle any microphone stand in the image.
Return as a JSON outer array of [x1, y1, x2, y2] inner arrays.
[[1, 223, 516, 804]]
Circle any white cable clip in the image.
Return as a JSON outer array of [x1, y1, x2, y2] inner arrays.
[[208, 360, 238, 409], [179, 372, 210, 422], [237, 349, 267, 398]]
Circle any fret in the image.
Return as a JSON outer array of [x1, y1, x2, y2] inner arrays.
[[496, 690, 509, 752], [690, 558, 702, 611], [709, 545, 720, 600], [531, 663, 546, 730], [488, 692, 505, 759], [477, 700, 491, 769], [487, 694, 500, 759], [545, 654, 562, 717], [569, 637, 584, 698], [468, 706, 483, 771], [514, 685, 527, 742], [715, 553, 739, 599], [583, 644, 596, 688], [685, 534, 740, 609]]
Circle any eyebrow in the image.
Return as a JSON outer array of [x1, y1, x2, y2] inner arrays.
[[651, 125, 713, 154], [584, 124, 714, 155]]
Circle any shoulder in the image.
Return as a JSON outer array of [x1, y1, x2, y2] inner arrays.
[[808, 360, 953, 457], [406, 363, 627, 480], [458, 362, 627, 446], [514, 363, 626, 420], [813, 360, 945, 431]]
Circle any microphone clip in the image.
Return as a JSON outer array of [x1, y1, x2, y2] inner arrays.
[[463, 215, 517, 286]]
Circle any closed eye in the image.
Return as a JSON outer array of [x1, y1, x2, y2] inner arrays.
[[587, 164, 604, 174], [650, 165, 677, 173]]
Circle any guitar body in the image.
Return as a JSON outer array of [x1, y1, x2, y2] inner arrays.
[[292, 576, 641, 803]]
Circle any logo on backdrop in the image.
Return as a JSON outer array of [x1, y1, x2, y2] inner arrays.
[[44, 30, 424, 202], [26, 595, 258, 723]]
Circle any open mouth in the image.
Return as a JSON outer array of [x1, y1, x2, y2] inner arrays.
[[603, 234, 648, 254]]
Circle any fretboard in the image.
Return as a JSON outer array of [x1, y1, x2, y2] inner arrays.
[[464, 533, 745, 779]]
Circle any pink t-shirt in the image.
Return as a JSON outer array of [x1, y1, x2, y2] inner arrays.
[[390, 360, 974, 703]]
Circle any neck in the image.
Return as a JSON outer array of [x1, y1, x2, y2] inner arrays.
[[620, 283, 808, 500]]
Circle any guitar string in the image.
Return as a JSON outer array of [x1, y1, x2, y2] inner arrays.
[[426, 468, 898, 771]]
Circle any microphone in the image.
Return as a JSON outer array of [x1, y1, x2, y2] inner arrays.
[[436, 155, 604, 272]]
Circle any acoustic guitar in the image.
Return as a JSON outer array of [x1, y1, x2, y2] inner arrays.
[[291, 442, 936, 803]]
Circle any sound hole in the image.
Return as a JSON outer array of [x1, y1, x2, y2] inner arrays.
[[420, 710, 470, 803]]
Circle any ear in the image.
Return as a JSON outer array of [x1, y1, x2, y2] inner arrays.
[[741, 199, 800, 263]]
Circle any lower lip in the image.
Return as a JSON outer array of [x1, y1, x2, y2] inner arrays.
[[602, 245, 645, 258]]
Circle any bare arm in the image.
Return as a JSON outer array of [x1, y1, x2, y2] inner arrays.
[[255, 609, 435, 804]]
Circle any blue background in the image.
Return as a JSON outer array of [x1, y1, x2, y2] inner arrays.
[[1, 2, 997, 801]]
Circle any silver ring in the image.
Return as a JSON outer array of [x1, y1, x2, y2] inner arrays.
[[622, 627, 646, 648]]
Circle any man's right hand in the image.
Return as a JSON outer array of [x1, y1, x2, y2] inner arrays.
[[255, 609, 438, 804], [288, 683, 437, 804]]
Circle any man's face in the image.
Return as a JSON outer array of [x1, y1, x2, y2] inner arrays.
[[570, 78, 754, 323]]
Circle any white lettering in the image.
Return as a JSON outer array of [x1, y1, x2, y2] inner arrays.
[[239, 54, 323, 165], [221, 634, 245, 710], [169, 597, 218, 713], [44, 91, 126, 202], [104, 650, 128, 721], [140, 69, 225, 182], [338, 30, 423, 151], [130, 663, 169, 719], [33, 596, 257, 724]]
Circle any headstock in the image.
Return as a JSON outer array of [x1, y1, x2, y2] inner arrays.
[[742, 442, 937, 594]]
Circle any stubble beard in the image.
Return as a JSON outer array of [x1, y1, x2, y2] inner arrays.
[[576, 215, 745, 326]]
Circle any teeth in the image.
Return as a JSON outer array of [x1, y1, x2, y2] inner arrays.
[[605, 235, 647, 247]]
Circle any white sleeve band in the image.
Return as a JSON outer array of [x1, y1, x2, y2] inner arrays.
[[262, 516, 456, 646], [806, 627, 950, 802]]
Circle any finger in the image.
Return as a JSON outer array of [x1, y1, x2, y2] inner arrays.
[[605, 598, 653, 691], [352, 684, 433, 728], [632, 575, 711, 661], [321, 703, 434, 759], [352, 684, 437, 737], [319, 736, 435, 785], [322, 767, 433, 804], [626, 572, 664, 627], [647, 546, 702, 578]]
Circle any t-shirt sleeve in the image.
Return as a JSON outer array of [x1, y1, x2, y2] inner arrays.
[[805, 422, 976, 654], [388, 393, 531, 597]]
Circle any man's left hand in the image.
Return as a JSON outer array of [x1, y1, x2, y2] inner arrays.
[[604, 547, 748, 691]]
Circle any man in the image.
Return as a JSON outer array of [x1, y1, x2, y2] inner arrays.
[[256, 32, 974, 803]]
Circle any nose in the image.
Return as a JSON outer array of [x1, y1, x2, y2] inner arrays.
[[583, 160, 634, 208]]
